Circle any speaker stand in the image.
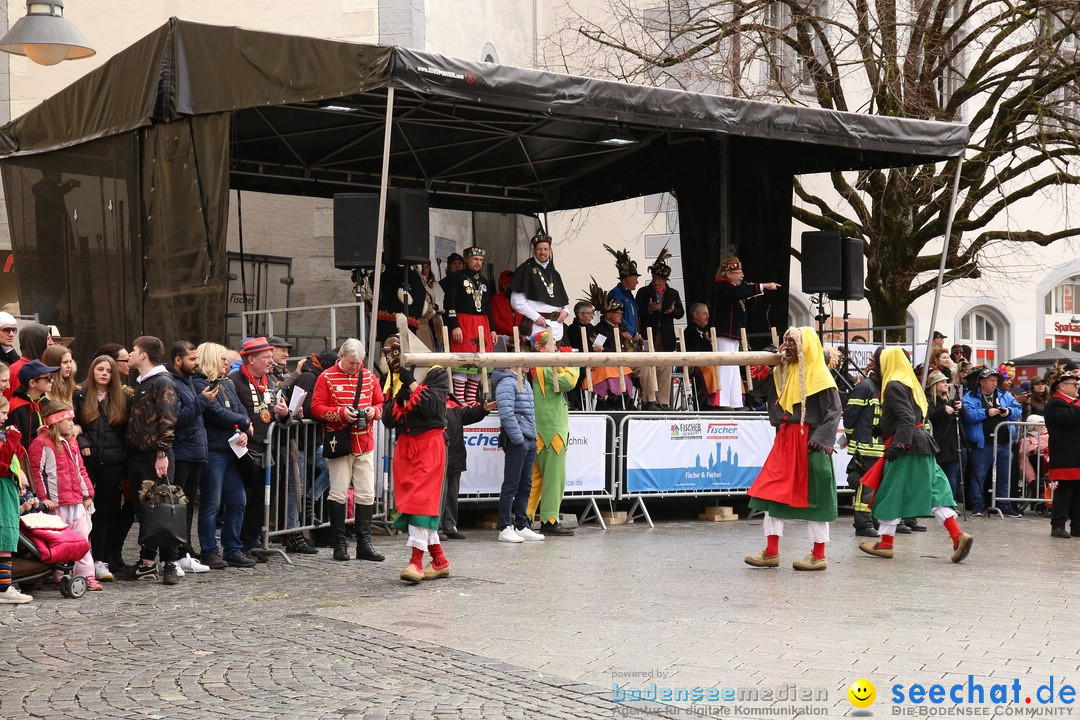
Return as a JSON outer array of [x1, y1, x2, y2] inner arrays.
[[351, 268, 371, 345], [812, 293, 830, 343]]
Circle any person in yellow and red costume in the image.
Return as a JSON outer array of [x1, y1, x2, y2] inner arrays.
[[525, 328, 580, 537], [745, 327, 840, 571], [858, 347, 973, 563]]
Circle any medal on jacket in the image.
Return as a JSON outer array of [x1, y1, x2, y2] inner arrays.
[[532, 266, 555, 298], [248, 381, 272, 424]]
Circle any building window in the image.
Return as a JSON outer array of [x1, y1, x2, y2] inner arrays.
[[1043, 276, 1080, 350], [763, 2, 794, 88], [796, 0, 829, 95], [958, 309, 998, 366]]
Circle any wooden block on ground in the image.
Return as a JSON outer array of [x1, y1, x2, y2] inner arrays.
[[704, 505, 736, 517], [600, 511, 631, 525], [698, 513, 739, 522], [482, 512, 501, 523], [475, 521, 499, 530]]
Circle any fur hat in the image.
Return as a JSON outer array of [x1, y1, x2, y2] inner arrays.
[[604, 245, 640, 279]]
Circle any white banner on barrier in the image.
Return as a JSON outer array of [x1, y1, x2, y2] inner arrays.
[[625, 416, 851, 494], [459, 415, 609, 495]]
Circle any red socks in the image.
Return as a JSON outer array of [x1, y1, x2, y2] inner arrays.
[[812, 542, 826, 561], [878, 534, 895, 550], [409, 547, 424, 570], [429, 543, 449, 569], [943, 516, 963, 545], [766, 535, 779, 556]]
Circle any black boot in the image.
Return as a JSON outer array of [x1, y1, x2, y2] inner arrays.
[[328, 501, 350, 561], [354, 504, 385, 562]]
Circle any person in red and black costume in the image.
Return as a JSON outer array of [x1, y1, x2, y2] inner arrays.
[[490, 270, 521, 340], [708, 256, 780, 409], [230, 337, 291, 560], [1045, 368, 1080, 538], [310, 338, 385, 562], [444, 246, 498, 406], [380, 336, 450, 585]]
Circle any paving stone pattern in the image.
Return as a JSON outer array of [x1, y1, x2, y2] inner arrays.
[[0, 513, 1073, 719]]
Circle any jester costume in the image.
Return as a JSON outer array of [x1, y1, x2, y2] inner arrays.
[[746, 327, 840, 571], [526, 361, 580, 535], [382, 364, 450, 584], [858, 347, 972, 563]]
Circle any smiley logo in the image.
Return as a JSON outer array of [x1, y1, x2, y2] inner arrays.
[[848, 678, 876, 708]]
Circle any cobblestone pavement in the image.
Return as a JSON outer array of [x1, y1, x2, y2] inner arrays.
[[0, 511, 1075, 719]]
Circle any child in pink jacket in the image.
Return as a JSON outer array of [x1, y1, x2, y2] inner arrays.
[[29, 400, 101, 590]]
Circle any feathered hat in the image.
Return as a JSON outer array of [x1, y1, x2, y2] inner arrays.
[[583, 276, 623, 314], [604, 244, 640, 279], [648, 244, 673, 279]]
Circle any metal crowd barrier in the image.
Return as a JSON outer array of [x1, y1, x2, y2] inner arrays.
[[990, 419, 1050, 518], [615, 411, 855, 528], [445, 413, 619, 530], [252, 419, 389, 563]]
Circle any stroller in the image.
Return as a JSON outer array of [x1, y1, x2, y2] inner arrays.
[[13, 512, 92, 598]]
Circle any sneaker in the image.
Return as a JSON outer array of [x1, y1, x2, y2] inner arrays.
[[951, 532, 973, 563], [132, 562, 158, 581], [202, 553, 229, 570], [971, 510, 984, 517], [172, 563, 185, 578], [498, 527, 524, 543], [743, 550, 780, 568], [225, 553, 257, 568], [859, 541, 894, 559], [0, 586, 32, 604], [515, 526, 546, 542], [1001, 507, 1023, 518], [162, 563, 180, 585], [421, 561, 451, 580], [792, 554, 827, 571], [94, 561, 114, 582], [85, 577, 104, 591], [177, 554, 210, 573]]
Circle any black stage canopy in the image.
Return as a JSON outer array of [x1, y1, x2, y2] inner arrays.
[[0, 18, 968, 358]]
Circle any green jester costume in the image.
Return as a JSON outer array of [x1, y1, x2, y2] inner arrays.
[[526, 332, 580, 536]]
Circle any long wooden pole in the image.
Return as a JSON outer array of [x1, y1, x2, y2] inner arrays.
[[402, 349, 779, 368], [580, 326, 594, 391]]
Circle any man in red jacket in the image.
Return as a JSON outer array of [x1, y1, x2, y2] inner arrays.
[[311, 338, 385, 562]]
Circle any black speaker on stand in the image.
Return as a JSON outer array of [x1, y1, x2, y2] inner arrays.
[[386, 188, 430, 264], [801, 231, 864, 385]]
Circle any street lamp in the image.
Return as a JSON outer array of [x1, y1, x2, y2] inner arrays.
[[0, 1, 94, 66]]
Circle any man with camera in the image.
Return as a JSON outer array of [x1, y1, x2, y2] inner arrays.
[[311, 338, 385, 562]]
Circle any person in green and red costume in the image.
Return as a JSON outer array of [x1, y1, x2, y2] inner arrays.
[[745, 327, 840, 571], [380, 336, 451, 585], [858, 346, 973, 563]]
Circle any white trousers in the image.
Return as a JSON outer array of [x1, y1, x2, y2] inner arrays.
[[716, 336, 744, 408], [407, 525, 441, 552], [878, 507, 956, 535], [763, 512, 830, 543]]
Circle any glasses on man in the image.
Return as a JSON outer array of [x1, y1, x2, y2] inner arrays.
[[0, 327, 16, 334]]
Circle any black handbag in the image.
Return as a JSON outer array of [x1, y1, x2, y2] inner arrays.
[[137, 482, 187, 547], [323, 369, 365, 459]]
